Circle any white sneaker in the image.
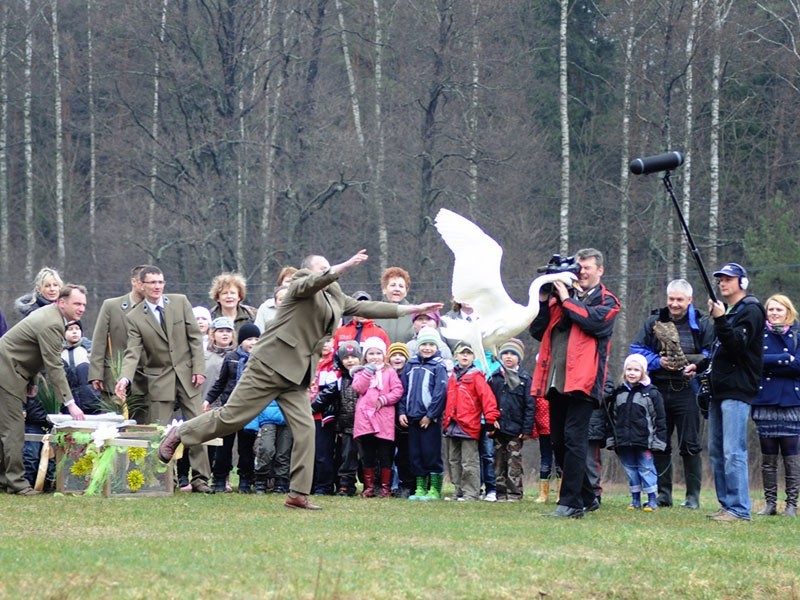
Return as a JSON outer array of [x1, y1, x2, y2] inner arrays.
[[484, 491, 497, 502]]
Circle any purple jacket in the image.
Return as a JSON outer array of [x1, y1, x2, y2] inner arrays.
[[352, 365, 403, 441]]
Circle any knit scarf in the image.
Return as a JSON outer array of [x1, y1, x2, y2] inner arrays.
[[767, 321, 791, 335]]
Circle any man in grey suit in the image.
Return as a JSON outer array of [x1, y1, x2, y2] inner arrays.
[[159, 250, 443, 509], [0, 284, 87, 495], [88, 265, 148, 421], [114, 266, 212, 493]]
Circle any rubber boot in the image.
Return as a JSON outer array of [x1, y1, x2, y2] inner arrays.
[[783, 455, 800, 517], [654, 453, 673, 507], [757, 454, 779, 515], [212, 477, 226, 494], [377, 468, 392, 498], [423, 472, 443, 501], [238, 476, 253, 494], [409, 476, 428, 501], [360, 468, 377, 497], [680, 454, 702, 509], [535, 479, 550, 503]]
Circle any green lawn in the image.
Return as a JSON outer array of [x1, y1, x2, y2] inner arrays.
[[2, 489, 798, 599]]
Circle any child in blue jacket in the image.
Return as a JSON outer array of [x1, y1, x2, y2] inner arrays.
[[251, 400, 292, 494], [398, 327, 449, 500]]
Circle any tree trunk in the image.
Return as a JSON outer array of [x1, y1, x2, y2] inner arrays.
[[679, 0, 699, 279], [558, 0, 570, 255], [0, 1, 8, 282], [51, 0, 66, 271], [86, 0, 98, 284], [24, 0, 34, 281], [467, 0, 481, 220], [148, 0, 169, 250], [372, 0, 388, 273], [709, 0, 730, 268]]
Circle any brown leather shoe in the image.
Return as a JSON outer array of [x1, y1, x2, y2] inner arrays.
[[284, 494, 322, 510], [15, 487, 42, 496], [157, 427, 182, 463], [191, 481, 213, 494]]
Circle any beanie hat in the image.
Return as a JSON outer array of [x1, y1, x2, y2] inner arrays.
[[352, 290, 371, 301], [211, 316, 234, 331], [412, 311, 441, 326], [338, 340, 362, 362], [65, 319, 82, 331], [387, 342, 410, 360], [361, 336, 387, 359], [416, 326, 442, 349], [453, 340, 474, 355], [193, 306, 212, 323], [623, 353, 651, 386], [498, 338, 525, 362], [238, 322, 261, 345]]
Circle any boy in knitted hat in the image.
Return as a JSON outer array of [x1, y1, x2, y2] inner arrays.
[[399, 326, 449, 500], [443, 341, 500, 501], [488, 338, 534, 502], [606, 353, 667, 511], [386, 342, 414, 497], [311, 340, 363, 495], [406, 311, 454, 365]]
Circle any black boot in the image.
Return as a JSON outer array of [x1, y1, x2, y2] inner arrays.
[[757, 454, 779, 515], [212, 477, 226, 494], [254, 476, 268, 495], [238, 476, 253, 494], [654, 453, 673, 507], [783, 455, 800, 517], [680, 454, 702, 509]]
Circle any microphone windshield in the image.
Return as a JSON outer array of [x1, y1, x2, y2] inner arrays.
[[629, 151, 684, 175]]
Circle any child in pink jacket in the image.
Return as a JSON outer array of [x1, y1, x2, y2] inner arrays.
[[352, 336, 404, 497]]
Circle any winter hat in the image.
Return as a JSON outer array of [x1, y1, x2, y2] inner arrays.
[[416, 326, 442, 349], [453, 340, 474, 355], [361, 336, 387, 359], [412, 310, 441, 326], [338, 340, 362, 362], [498, 338, 525, 362], [193, 306, 212, 323], [238, 322, 261, 345], [352, 290, 372, 301], [211, 316, 234, 331], [387, 342, 410, 360], [65, 320, 83, 331], [623, 353, 651, 386]]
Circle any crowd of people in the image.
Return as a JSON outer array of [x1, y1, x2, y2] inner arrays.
[[0, 250, 797, 522]]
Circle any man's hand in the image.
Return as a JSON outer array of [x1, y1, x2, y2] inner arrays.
[[683, 363, 697, 378], [67, 402, 86, 421], [332, 249, 369, 275], [420, 416, 431, 429], [399, 415, 409, 428], [114, 378, 128, 401], [90, 380, 104, 392], [192, 374, 206, 388], [708, 299, 726, 319], [401, 302, 445, 316], [553, 280, 570, 302], [202, 400, 211, 413]]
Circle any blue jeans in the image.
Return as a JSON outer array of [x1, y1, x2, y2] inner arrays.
[[708, 398, 751, 519], [616, 447, 657, 493], [479, 429, 496, 493]]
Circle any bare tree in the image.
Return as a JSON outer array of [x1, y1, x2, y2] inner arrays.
[[147, 0, 168, 249], [86, 0, 98, 278], [23, 0, 35, 281], [50, 0, 66, 270], [558, 0, 570, 255], [0, 0, 8, 282]]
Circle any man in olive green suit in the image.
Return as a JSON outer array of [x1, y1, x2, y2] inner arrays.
[[159, 250, 443, 509], [0, 285, 87, 494], [114, 266, 212, 492], [88, 265, 148, 421]]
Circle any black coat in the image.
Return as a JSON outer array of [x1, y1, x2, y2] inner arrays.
[[488, 367, 534, 437]]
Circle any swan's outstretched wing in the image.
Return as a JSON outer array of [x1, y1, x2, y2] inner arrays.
[[434, 208, 520, 320]]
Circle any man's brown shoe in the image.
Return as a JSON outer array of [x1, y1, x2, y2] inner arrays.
[[709, 510, 747, 523], [284, 494, 322, 510], [157, 427, 182, 463], [15, 487, 42, 496]]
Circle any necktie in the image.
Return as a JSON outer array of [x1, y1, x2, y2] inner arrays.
[[156, 306, 169, 337]]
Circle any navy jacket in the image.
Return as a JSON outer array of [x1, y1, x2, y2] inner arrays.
[[606, 382, 667, 451], [753, 324, 800, 408], [488, 367, 534, 437]]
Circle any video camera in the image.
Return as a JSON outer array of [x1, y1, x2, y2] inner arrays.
[[537, 254, 582, 296]]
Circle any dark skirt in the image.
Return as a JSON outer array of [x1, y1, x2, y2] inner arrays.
[[752, 405, 800, 438]]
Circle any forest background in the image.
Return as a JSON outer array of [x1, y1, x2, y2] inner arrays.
[[1, 0, 799, 375]]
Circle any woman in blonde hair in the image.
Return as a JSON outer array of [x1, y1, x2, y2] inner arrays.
[[753, 293, 800, 517], [14, 267, 63, 317], [208, 272, 257, 333]]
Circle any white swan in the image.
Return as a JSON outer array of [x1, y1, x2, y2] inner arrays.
[[434, 208, 577, 362]]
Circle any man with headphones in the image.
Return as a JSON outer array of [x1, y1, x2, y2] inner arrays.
[[688, 262, 765, 522]]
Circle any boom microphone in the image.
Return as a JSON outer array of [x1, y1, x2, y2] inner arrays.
[[629, 151, 684, 175]]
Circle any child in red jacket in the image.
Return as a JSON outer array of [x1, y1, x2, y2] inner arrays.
[[443, 341, 500, 501]]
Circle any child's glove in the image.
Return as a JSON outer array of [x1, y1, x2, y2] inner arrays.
[[364, 363, 378, 374]]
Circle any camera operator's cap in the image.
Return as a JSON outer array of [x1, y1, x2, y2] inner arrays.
[[713, 263, 747, 279], [454, 341, 474, 355], [211, 316, 234, 331], [498, 338, 525, 361], [338, 340, 362, 362], [352, 290, 371, 301]]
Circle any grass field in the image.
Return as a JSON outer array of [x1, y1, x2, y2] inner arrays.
[[2, 486, 799, 599]]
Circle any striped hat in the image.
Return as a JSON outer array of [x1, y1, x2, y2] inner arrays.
[[387, 342, 410, 360], [498, 338, 524, 361]]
